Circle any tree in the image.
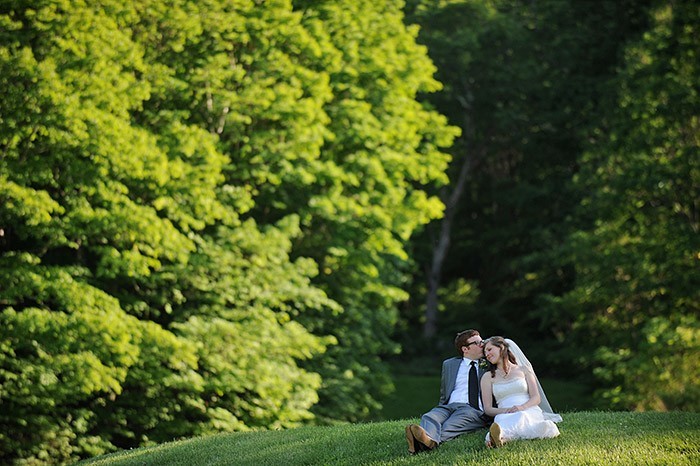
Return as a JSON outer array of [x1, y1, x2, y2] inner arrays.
[[277, 0, 457, 421], [402, 0, 653, 363], [540, 0, 699, 410], [1, 0, 456, 461], [0, 1, 332, 462]]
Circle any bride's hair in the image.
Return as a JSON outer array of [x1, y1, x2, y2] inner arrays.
[[484, 336, 516, 378]]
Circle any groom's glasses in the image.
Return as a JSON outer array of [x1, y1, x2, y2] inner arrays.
[[465, 340, 483, 348]]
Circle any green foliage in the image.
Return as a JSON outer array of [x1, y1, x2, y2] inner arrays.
[[403, 0, 616, 357], [541, 1, 699, 411], [168, 218, 340, 433], [0, 1, 321, 463], [127, 0, 455, 424], [0, 255, 145, 463], [1, 0, 453, 462], [403, 0, 654, 352], [286, 0, 455, 423], [404, 0, 696, 413]]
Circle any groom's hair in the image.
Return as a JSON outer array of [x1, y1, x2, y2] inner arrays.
[[454, 329, 480, 354]]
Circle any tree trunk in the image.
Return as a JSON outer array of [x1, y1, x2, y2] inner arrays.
[[423, 146, 476, 338], [424, 95, 479, 339]]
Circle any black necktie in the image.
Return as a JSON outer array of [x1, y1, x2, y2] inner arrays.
[[468, 361, 479, 409]]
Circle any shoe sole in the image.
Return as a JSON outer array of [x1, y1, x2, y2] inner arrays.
[[410, 424, 437, 450], [405, 425, 416, 454], [490, 423, 503, 447]]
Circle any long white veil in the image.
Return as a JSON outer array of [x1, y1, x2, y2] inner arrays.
[[505, 338, 563, 423]]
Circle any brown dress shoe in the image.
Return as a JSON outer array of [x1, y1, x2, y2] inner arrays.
[[405, 425, 417, 454], [409, 424, 438, 450]]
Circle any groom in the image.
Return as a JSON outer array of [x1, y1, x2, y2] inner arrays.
[[405, 329, 491, 454]]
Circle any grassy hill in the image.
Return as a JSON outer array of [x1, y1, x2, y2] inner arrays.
[[80, 411, 699, 465]]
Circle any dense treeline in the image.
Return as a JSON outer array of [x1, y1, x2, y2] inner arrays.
[[403, 0, 698, 411], [0, 0, 697, 464], [0, 0, 454, 463]]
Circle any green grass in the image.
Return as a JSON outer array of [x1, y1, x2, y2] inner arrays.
[[534, 378, 597, 412], [374, 374, 442, 420], [80, 411, 699, 465]]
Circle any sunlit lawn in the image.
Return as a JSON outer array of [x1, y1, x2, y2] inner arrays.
[[81, 411, 700, 465], [83, 372, 679, 466]]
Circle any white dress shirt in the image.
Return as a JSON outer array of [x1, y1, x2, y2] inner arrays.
[[447, 358, 481, 408]]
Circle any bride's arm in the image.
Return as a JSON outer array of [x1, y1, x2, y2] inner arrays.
[[480, 373, 498, 416]]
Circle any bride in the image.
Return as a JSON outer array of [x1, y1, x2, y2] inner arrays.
[[480, 336, 562, 447]]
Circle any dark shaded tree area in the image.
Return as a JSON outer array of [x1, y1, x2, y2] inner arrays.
[[401, 0, 698, 411], [539, 0, 699, 411]]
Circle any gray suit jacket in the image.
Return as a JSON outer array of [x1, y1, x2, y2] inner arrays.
[[438, 357, 486, 406]]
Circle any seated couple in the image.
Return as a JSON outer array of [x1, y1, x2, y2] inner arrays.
[[405, 329, 562, 454]]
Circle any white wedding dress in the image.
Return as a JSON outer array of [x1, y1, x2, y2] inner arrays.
[[486, 377, 560, 443]]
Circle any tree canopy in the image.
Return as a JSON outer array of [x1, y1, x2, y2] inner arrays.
[[0, 0, 453, 463]]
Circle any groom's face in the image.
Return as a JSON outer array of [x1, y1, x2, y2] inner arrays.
[[462, 335, 484, 360]]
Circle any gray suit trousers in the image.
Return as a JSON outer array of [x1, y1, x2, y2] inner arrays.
[[420, 402, 488, 444]]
